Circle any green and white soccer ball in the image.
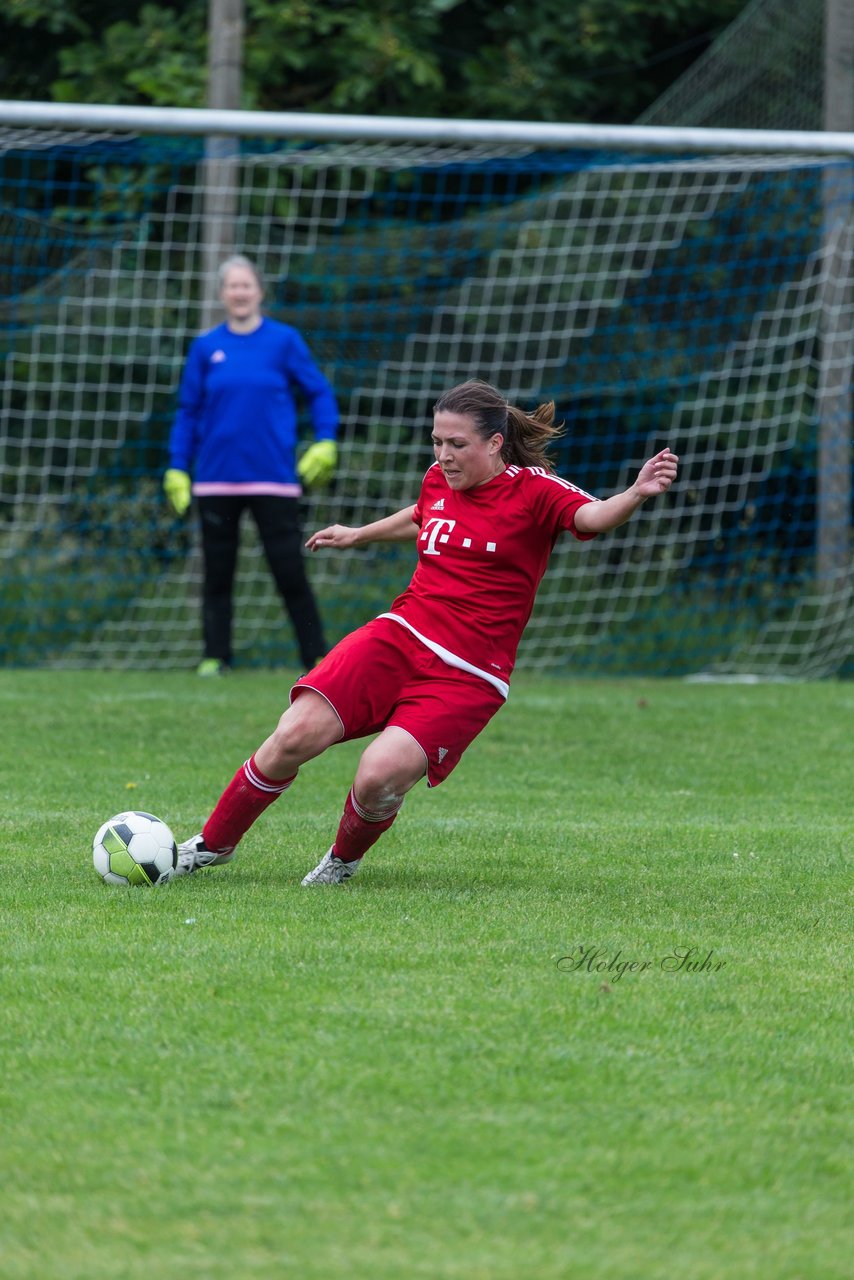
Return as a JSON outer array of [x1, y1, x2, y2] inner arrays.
[[93, 811, 177, 887]]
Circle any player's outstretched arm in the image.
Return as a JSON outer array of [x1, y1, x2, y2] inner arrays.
[[574, 448, 679, 535], [306, 503, 419, 551]]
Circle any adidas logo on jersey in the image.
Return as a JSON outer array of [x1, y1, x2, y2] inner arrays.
[[211, 350, 227, 363], [437, 747, 448, 762], [430, 498, 445, 511]]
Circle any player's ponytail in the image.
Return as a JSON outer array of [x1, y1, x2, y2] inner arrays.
[[502, 401, 563, 471], [434, 380, 563, 473]]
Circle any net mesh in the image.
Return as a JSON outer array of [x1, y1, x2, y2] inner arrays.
[[0, 0, 851, 677], [638, 0, 824, 130]]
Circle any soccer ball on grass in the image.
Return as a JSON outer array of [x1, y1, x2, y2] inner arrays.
[[93, 811, 177, 886]]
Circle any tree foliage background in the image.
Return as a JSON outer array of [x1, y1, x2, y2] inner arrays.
[[1, 0, 745, 122]]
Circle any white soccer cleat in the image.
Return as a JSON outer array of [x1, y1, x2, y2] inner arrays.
[[301, 847, 361, 886], [173, 833, 235, 876]]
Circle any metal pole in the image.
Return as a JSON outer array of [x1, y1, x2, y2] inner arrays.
[[201, 0, 243, 328], [818, 0, 854, 585], [7, 99, 854, 153]]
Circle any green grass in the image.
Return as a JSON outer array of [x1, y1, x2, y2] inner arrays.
[[1, 671, 851, 1280]]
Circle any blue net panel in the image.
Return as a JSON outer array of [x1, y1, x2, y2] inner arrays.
[[0, 129, 851, 676]]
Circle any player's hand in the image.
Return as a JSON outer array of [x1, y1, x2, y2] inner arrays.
[[298, 440, 337, 488], [635, 448, 678, 498], [163, 468, 192, 516], [306, 523, 359, 552]]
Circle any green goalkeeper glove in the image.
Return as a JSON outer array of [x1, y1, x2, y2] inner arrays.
[[298, 439, 337, 488], [163, 468, 191, 516]]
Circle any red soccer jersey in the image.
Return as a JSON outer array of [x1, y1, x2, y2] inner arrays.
[[380, 462, 598, 696]]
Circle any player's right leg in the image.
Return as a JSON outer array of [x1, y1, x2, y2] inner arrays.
[[197, 495, 242, 673], [175, 689, 343, 875]]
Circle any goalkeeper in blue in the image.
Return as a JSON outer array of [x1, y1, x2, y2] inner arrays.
[[164, 254, 339, 675]]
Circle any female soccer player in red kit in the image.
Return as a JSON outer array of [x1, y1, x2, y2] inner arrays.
[[174, 379, 678, 884]]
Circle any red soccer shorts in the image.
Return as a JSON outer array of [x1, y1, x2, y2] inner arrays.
[[291, 617, 505, 786]]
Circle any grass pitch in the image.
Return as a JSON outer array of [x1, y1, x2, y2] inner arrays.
[[1, 671, 850, 1279]]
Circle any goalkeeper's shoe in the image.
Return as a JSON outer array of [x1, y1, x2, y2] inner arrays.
[[197, 658, 229, 677], [174, 833, 235, 876], [301, 847, 361, 886]]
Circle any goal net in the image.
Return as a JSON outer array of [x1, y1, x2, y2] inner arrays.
[[0, 116, 851, 678]]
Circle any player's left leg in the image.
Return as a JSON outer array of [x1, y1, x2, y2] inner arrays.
[[251, 495, 327, 669], [301, 647, 506, 886], [301, 726, 426, 885]]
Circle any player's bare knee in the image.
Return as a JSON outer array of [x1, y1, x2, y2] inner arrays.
[[260, 704, 334, 772], [268, 718, 304, 761], [354, 777, 406, 814], [354, 759, 420, 811], [271, 717, 321, 762]]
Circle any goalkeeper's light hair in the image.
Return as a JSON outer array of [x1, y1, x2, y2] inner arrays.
[[217, 253, 265, 293], [434, 380, 564, 472]]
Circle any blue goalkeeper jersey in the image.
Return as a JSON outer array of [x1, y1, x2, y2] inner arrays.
[[168, 317, 338, 495]]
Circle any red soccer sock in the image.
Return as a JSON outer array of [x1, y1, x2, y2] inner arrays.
[[202, 754, 296, 853], [332, 787, 402, 863]]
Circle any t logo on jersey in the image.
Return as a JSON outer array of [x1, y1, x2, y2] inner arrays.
[[420, 516, 498, 557], [420, 517, 456, 555]]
